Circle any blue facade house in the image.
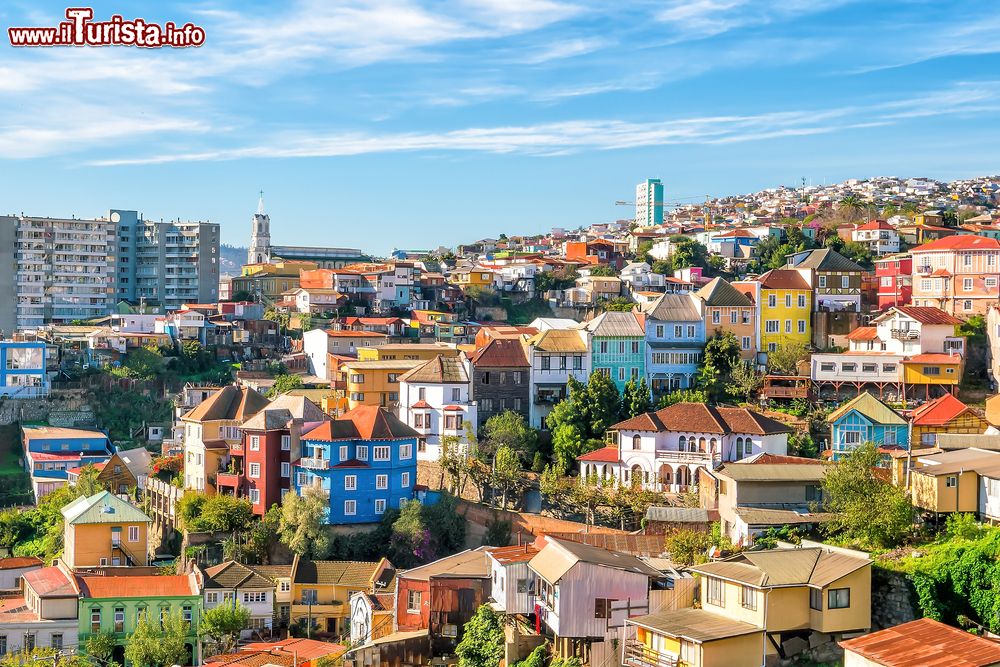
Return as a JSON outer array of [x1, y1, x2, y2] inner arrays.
[[641, 294, 706, 394], [22, 426, 112, 499], [293, 405, 419, 524], [0, 341, 49, 398], [582, 311, 647, 393], [826, 393, 909, 461]]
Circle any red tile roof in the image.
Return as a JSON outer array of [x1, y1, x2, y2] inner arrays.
[[410, 400, 432, 409], [304, 405, 418, 441], [241, 638, 346, 662], [840, 617, 1000, 667], [913, 235, 1000, 252], [77, 574, 198, 598], [577, 446, 620, 463], [909, 393, 978, 426], [0, 593, 40, 622], [22, 566, 77, 597], [855, 220, 894, 231], [846, 326, 879, 341], [748, 454, 826, 465], [758, 269, 810, 291], [610, 403, 792, 436], [322, 330, 389, 338], [27, 452, 83, 461], [894, 306, 963, 325], [470, 338, 529, 368], [902, 353, 963, 364]]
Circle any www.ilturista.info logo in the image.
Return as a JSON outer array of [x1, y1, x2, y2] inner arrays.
[[8, 8, 205, 47]]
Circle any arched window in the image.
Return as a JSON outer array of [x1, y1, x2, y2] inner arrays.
[[678, 435, 687, 451], [744, 439, 753, 457], [632, 435, 641, 450], [710, 438, 718, 453], [698, 437, 707, 452], [735, 437, 744, 459], [631, 464, 643, 487]]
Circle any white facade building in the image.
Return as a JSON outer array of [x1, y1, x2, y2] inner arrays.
[[525, 328, 590, 428], [398, 355, 477, 461], [200, 561, 276, 636]]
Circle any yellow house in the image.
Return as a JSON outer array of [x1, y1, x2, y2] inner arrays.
[[335, 358, 425, 411], [356, 343, 460, 362], [61, 490, 152, 569], [290, 555, 394, 636], [627, 547, 871, 666], [908, 393, 988, 448], [905, 448, 1000, 516], [901, 353, 963, 398], [233, 260, 319, 302], [449, 267, 496, 288], [755, 269, 813, 354]]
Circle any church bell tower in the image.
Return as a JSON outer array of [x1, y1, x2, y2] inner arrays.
[[248, 191, 271, 265]]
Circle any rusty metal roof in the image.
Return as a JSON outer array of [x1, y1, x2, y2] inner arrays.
[[840, 617, 1000, 666]]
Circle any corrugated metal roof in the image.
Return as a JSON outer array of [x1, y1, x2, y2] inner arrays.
[[398, 548, 490, 581], [397, 354, 470, 384], [642, 293, 702, 322], [582, 311, 644, 337], [694, 277, 754, 307], [529, 537, 663, 583], [62, 491, 152, 525], [937, 434, 1000, 452], [526, 329, 588, 353], [688, 547, 867, 588], [826, 392, 907, 425], [791, 248, 864, 272], [644, 507, 714, 523], [717, 463, 828, 483], [840, 617, 1000, 667], [628, 607, 763, 643]]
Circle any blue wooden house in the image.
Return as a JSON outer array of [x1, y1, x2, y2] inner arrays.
[[22, 425, 112, 499], [582, 311, 646, 392], [293, 405, 419, 524], [0, 340, 49, 397], [641, 294, 706, 394], [826, 393, 909, 461]]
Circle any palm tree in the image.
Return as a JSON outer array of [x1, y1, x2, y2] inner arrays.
[[838, 195, 863, 222]]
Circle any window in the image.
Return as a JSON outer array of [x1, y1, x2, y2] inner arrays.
[[946, 476, 957, 488], [481, 371, 491, 384], [345, 475, 357, 490], [594, 598, 614, 619], [340, 445, 349, 462], [243, 592, 266, 604], [883, 363, 897, 373], [281, 462, 290, 477], [249, 462, 260, 478], [540, 356, 550, 370], [798, 320, 806, 334], [344, 500, 356, 515], [818, 276, 827, 288], [964, 278, 974, 291], [407, 590, 422, 613], [51, 634, 62, 651], [765, 320, 779, 333], [706, 577, 724, 606], [250, 436, 260, 451], [249, 489, 260, 504], [768, 294, 776, 308], [785, 294, 792, 308], [374, 446, 391, 461], [399, 444, 412, 459], [401, 472, 410, 488], [451, 388, 461, 401], [741, 336, 751, 350], [114, 607, 125, 632], [820, 362, 835, 372], [281, 435, 291, 451], [740, 586, 757, 610], [207, 592, 219, 604], [24, 635, 34, 652], [842, 363, 857, 372], [785, 320, 792, 333], [376, 474, 388, 490], [862, 363, 878, 373], [964, 300, 973, 311], [687, 325, 695, 338], [444, 415, 464, 430], [573, 355, 583, 370], [375, 499, 387, 514], [828, 588, 850, 609], [841, 276, 849, 289], [655, 325, 664, 338], [128, 525, 139, 542], [514, 371, 524, 383], [632, 435, 641, 450], [91, 609, 101, 633], [182, 605, 193, 622], [280, 581, 291, 593], [798, 294, 806, 308], [924, 366, 941, 376], [809, 588, 822, 610], [987, 277, 998, 288], [0, 635, 7, 655]]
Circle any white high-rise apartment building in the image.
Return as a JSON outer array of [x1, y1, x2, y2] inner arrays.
[[635, 178, 664, 227]]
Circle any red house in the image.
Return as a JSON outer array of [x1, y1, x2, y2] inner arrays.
[[220, 394, 328, 516], [874, 253, 912, 310], [394, 547, 492, 654]]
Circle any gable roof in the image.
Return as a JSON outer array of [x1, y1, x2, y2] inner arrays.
[[687, 547, 869, 588], [628, 607, 763, 644], [109, 447, 153, 478], [398, 355, 470, 384], [62, 490, 152, 525], [529, 537, 663, 583], [293, 558, 390, 588], [839, 617, 1000, 667], [77, 573, 199, 599], [695, 277, 753, 307], [22, 566, 78, 597], [470, 338, 529, 368], [757, 269, 810, 291], [240, 393, 327, 431], [642, 293, 701, 322], [204, 561, 274, 590], [913, 235, 1000, 252], [303, 405, 418, 441], [910, 393, 981, 427], [826, 392, 906, 425], [791, 248, 864, 272], [889, 305, 963, 326], [526, 329, 588, 353], [183, 385, 270, 423], [846, 326, 879, 341], [610, 403, 792, 436], [397, 548, 491, 581], [582, 311, 644, 337]]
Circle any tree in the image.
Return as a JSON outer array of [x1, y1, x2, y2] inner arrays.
[[588, 265, 618, 277], [621, 377, 652, 418], [125, 609, 189, 667], [765, 341, 810, 375], [822, 443, 913, 549], [455, 605, 505, 667], [601, 297, 636, 312], [727, 362, 765, 403], [539, 465, 575, 515], [439, 435, 472, 495], [656, 388, 708, 408], [482, 411, 535, 458], [200, 604, 251, 654], [267, 373, 303, 398], [838, 195, 864, 222], [279, 486, 330, 558], [74, 463, 105, 497], [584, 371, 622, 437], [84, 630, 118, 665], [491, 446, 524, 510], [389, 498, 431, 567], [669, 237, 709, 272], [663, 528, 712, 565], [109, 346, 163, 380], [699, 332, 742, 400], [1, 649, 90, 667]]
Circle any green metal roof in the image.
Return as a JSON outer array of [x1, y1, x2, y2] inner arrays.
[[826, 393, 907, 425], [61, 490, 152, 525]]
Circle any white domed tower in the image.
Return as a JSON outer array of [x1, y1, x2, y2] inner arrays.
[[247, 191, 271, 264]]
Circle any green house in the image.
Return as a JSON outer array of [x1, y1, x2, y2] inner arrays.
[[76, 572, 202, 665], [582, 310, 647, 392]]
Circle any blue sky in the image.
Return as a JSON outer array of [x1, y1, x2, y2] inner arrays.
[[0, 1, 998, 254]]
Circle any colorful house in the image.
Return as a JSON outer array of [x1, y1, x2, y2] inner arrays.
[[289, 556, 394, 637], [742, 269, 812, 355], [200, 561, 276, 636], [22, 426, 112, 500], [787, 248, 864, 312], [909, 393, 989, 448], [910, 235, 1000, 316], [398, 354, 478, 460], [826, 393, 909, 461], [0, 340, 49, 397], [694, 277, 757, 361], [334, 358, 424, 412], [525, 328, 590, 428], [874, 253, 913, 309], [97, 446, 152, 495], [77, 572, 201, 665], [469, 337, 531, 424], [294, 406, 418, 524], [901, 353, 964, 399], [640, 293, 705, 394], [582, 311, 646, 392], [7, 564, 79, 655], [61, 491, 151, 569], [841, 618, 1000, 667]]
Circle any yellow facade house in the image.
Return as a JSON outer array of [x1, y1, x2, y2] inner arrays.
[[905, 448, 1000, 517], [624, 546, 871, 667], [290, 555, 395, 636], [755, 269, 813, 354], [335, 358, 425, 411], [357, 343, 460, 362], [61, 490, 152, 569]]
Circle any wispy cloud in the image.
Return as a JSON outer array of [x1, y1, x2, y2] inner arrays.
[[86, 82, 1000, 166]]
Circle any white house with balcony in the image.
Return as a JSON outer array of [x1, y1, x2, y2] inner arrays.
[[577, 403, 791, 493], [851, 220, 900, 255], [525, 328, 590, 428], [199, 560, 275, 636], [398, 354, 477, 461]]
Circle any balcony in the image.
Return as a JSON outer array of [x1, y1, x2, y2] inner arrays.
[[655, 450, 712, 464], [291, 602, 343, 617], [299, 457, 329, 470], [890, 328, 918, 341], [216, 472, 242, 488], [622, 640, 679, 667], [763, 385, 810, 399]]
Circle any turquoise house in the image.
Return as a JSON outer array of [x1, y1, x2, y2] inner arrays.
[[582, 311, 646, 392], [826, 393, 909, 461]]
